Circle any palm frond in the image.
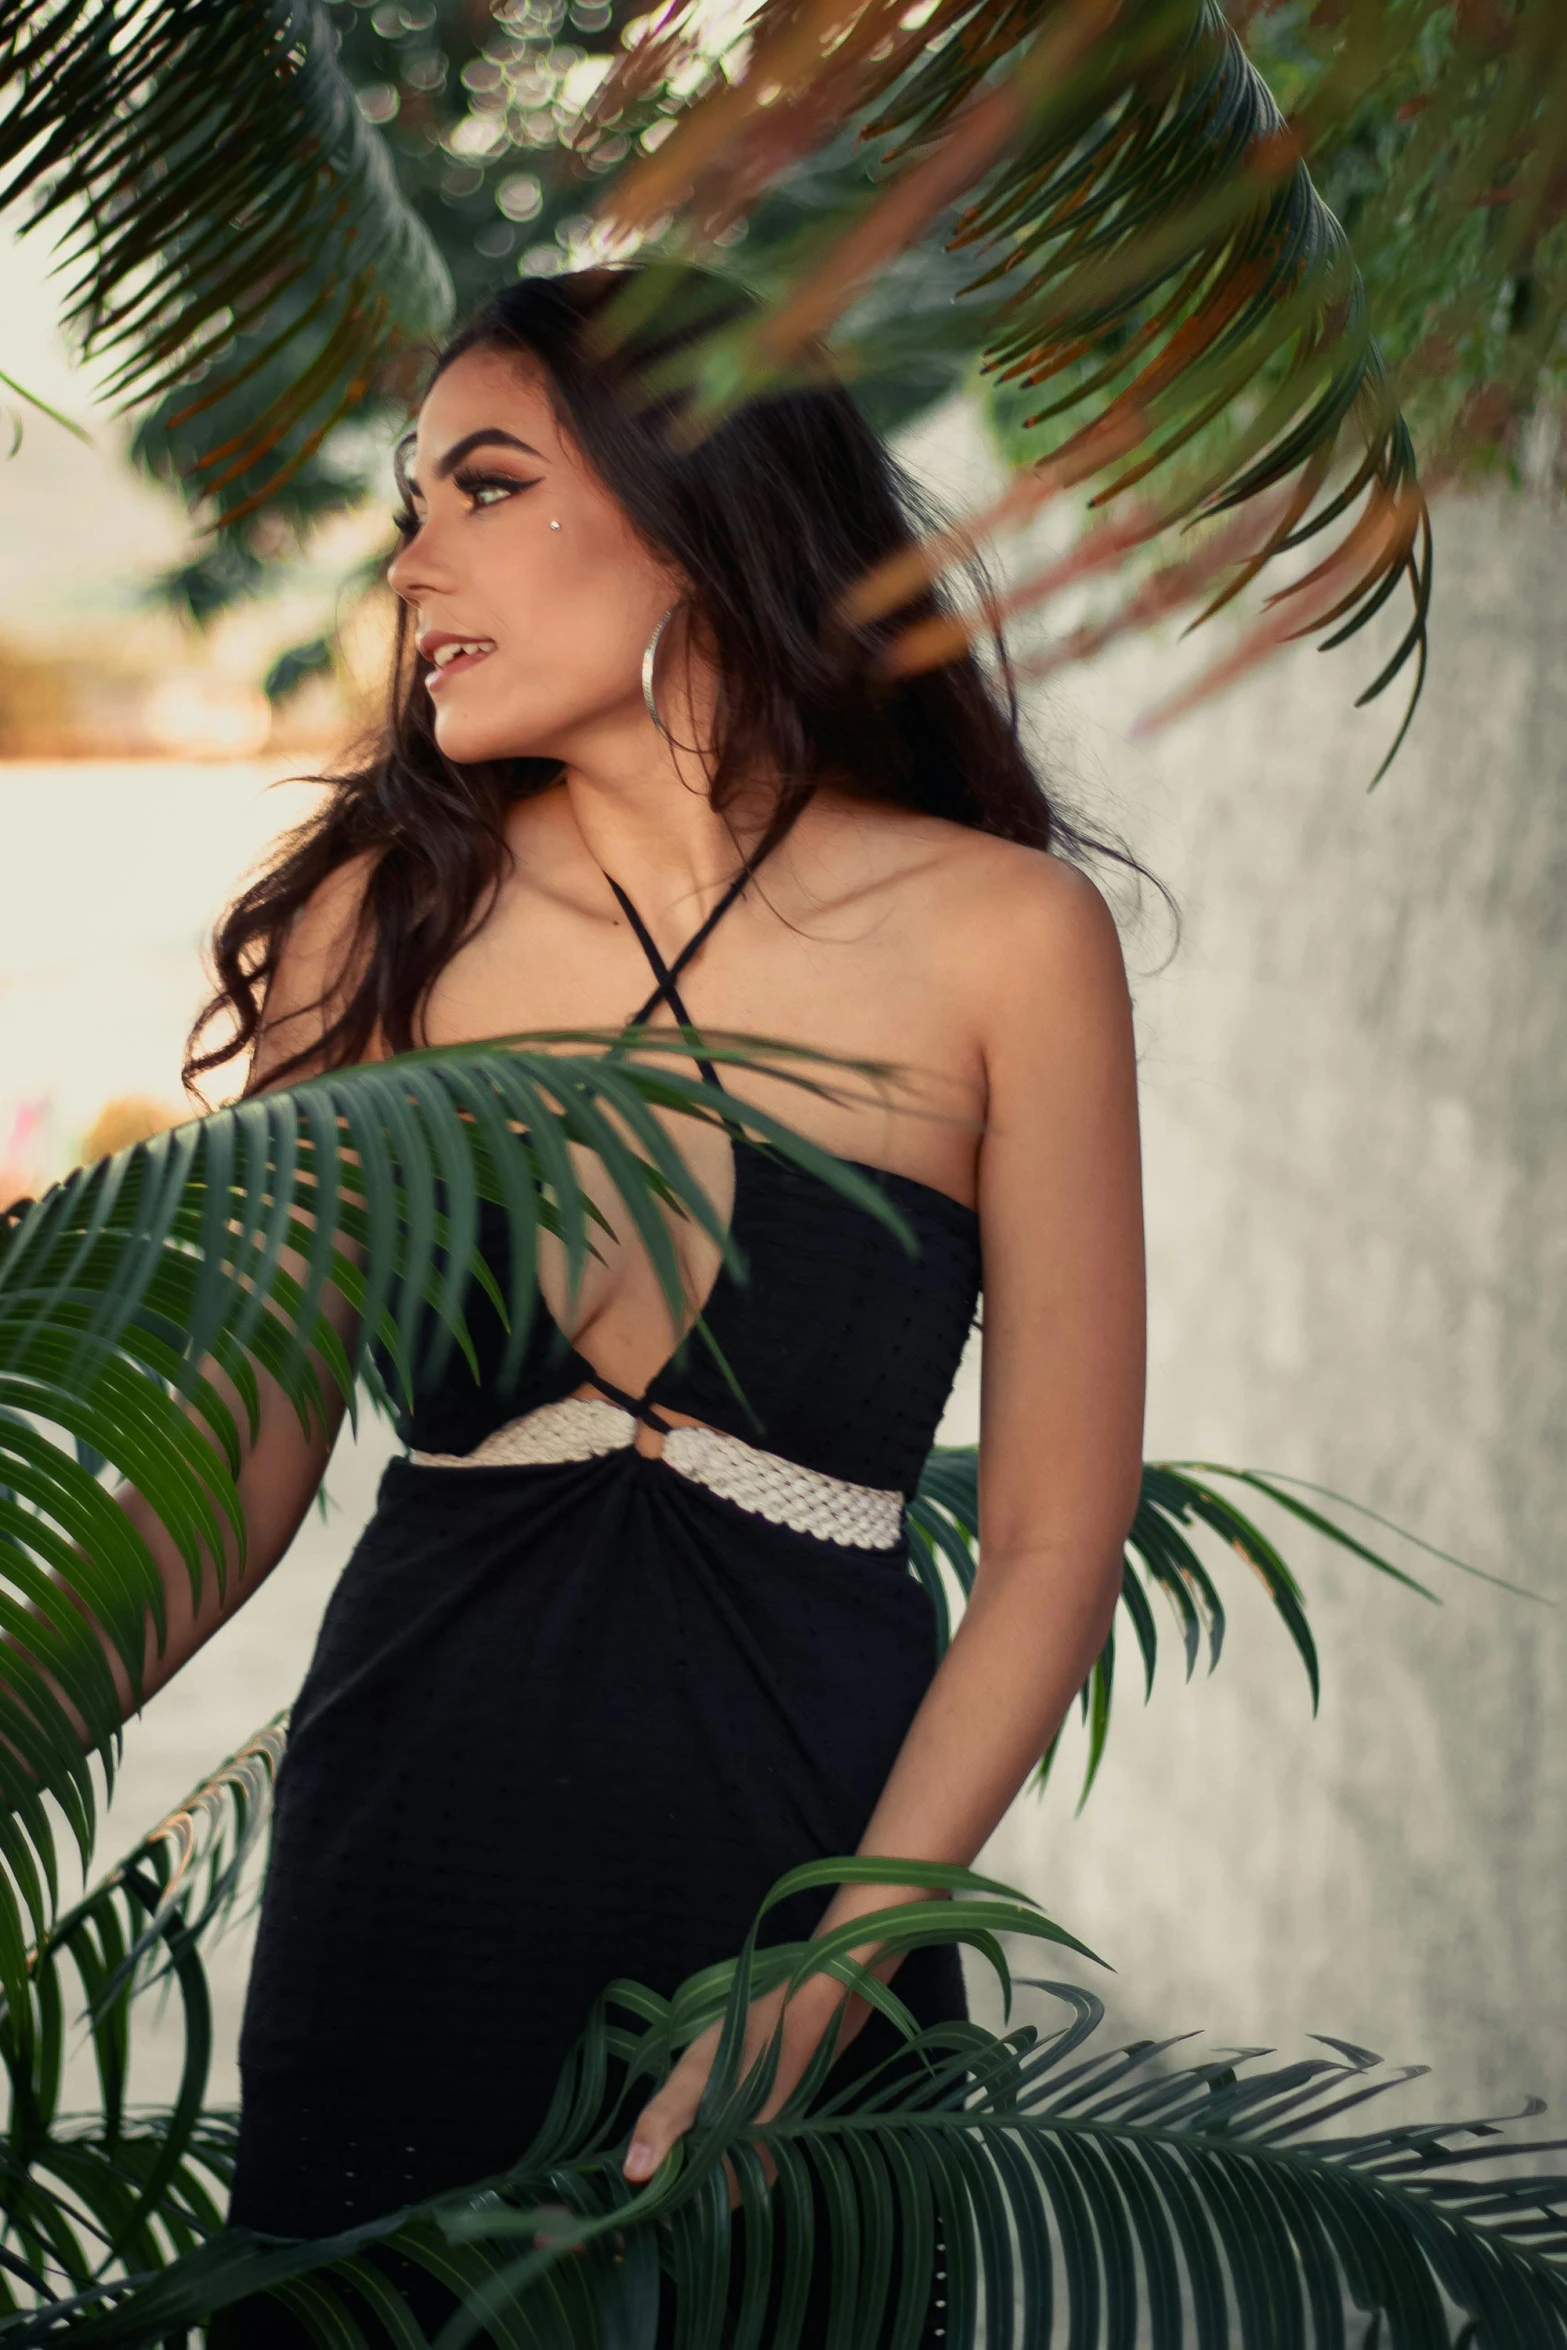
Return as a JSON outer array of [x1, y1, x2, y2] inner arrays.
[[908, 1444, 1508, 1810], [0, 1032, 913, 2032], [0, 1722, 278, 2326], [448, 1896, 1567, 2350], [580, 0, 1429, 776], [0, 0, 452, 523], [16, 1844, 1565, 2348]]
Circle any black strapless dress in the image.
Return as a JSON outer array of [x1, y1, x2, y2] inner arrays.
[[224, 849, 984, 2337]]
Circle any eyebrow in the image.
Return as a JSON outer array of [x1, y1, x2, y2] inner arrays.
[[394, 426, 544, 503]]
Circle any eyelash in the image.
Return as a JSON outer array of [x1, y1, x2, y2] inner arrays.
[[391, 466, 537, 538]]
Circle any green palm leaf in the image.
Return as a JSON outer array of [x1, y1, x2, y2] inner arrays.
[[301, 1906, 1567, 2349], [0, 1722, 274, 2325], [0, 0, 452, 522], [0, 1032, 913, 2032], [908, 1444, 1527, 1811], [11, 1825, 1565, 2348]]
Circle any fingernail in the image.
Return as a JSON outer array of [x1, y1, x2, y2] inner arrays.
[[624, 2139, 655, 2180]]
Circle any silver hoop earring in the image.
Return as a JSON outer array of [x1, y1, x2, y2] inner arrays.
[[641, 604, 680, 744]]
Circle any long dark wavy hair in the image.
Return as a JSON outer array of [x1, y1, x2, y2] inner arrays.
[[186, 263, 1146, 1097]]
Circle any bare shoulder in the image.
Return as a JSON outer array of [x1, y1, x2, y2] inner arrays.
[[947, 833, 1127, 1014], [820, 797, 1126, 1016], [900, 829, 1139, 1157]]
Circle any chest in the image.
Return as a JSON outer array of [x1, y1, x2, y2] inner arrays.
[[412, 861, 983, 1378], [419, 879, 984, 1182]]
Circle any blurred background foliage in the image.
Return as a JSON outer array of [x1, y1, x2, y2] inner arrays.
[[1234, 2, 1564, 471], [8, 0, 1565, 718], [135, 0, 985, 655], [986, 3, 1567, 477]]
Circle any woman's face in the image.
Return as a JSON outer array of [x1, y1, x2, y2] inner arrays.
[[386, 344, 680, 766]]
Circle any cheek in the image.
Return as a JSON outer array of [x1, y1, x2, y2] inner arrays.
[[430, 571, 659, 759], [478, 538, 666, 739]]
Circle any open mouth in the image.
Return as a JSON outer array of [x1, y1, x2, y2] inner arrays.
[[426, 640, 496, 690]]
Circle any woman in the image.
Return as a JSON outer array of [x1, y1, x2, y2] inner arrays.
[[153, 264, 1144, 2337]]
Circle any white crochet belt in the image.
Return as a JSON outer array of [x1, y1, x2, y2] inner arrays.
[[409, 1395, 906, 1551]]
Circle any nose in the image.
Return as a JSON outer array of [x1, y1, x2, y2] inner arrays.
[[386, 518, 451, 607]]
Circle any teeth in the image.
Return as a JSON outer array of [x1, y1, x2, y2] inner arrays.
[[432, 639, 494, 667]]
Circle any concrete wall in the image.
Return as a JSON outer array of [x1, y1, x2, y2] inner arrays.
[[900, 407, 1567, 2132]]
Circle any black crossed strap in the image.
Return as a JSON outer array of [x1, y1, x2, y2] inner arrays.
[[600, 799, 804, 1097], [604, 861, 752, 1095], [581, 801, 806, 1427]]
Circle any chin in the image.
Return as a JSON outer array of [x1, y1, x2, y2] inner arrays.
[[430, 708, 519, 765], [428, 675, 565, 766]]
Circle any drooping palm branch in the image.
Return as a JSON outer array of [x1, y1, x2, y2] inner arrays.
[[6, 1799, 1565, 2347], [14, 0, 1566, 762], [443, 1860, 1567, 2350], [0, 0, 453, 528], [5, 0, 1424, 755], [0, 1722, 280, 2323], [575, 0, 1432, 771]]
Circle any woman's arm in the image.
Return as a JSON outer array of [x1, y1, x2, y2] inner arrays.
[[106, 1323, 352, 1715], [832, 850, 1145, 1901], [623, 848, 1145, 2182], [17, 857, 378, 1742]]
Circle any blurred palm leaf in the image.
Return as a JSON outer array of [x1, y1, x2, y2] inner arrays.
[[0, 0, 453, 525], [909, 1443, 1528, 1810], [584, 0, 1438, 769], [608, 0, 1566, 749], [11, 1824, 1566, 2347], [16, 0, 1564, 739]]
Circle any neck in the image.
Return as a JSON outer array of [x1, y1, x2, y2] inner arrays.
[[562, 759, 775, 907], [546, 651, 783, 916]]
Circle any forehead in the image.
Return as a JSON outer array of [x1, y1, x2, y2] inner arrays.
[[406, 345, 564, 469]]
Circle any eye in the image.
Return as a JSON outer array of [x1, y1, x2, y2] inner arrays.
[[452, 466, 536, 511], [391, 506, 420, 538]]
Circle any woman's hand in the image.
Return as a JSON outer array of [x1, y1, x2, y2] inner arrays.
[[622, 1968, 867, 2202]]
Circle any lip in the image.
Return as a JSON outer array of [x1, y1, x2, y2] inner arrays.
[[416, 628, 497, 691], [426, 644, 493, 690]]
